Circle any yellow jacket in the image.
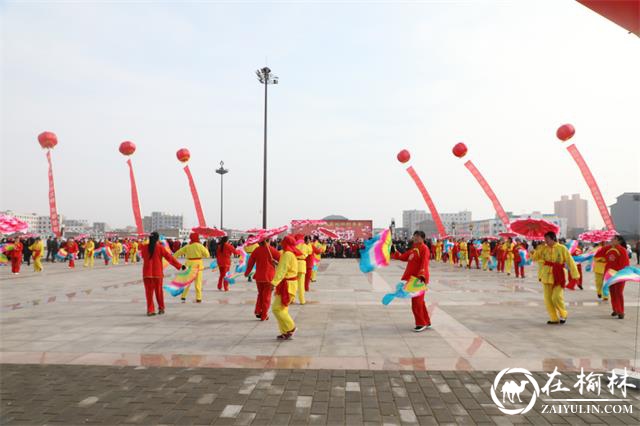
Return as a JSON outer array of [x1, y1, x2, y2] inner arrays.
[[174, 243, 210, 260], [296, 243, 312, 274], [84, 240, 95, 255], [272, 251, 298, 293], [29, 240, 44, 257], [531, 242, 579, 285], [503, 242, 514, 259], [481, 242, 491, 259], [459, 242, 468, 253], [313, 241, 326, 260], [130, 241, 138, 252], [113, 242, 122, 254]]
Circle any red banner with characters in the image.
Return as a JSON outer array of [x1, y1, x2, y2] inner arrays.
[[291, 220, 373, 240], [46, 151, 61, 237]]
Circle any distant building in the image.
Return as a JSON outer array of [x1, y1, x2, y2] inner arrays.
[[554, 194, 588, 237], [610, 192, 640, 238], [143, 211, 183, 232], [402, 210, 428, 231], [92, 222, 107, 234], [456, 211, 567, 239], [322, 215, 349, 221], [62, 219, 90, 234]]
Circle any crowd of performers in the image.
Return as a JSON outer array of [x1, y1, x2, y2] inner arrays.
[[423, 233, 635, 323], [1, 229, 637, 339]]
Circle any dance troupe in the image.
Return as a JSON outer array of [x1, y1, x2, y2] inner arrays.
[[431, 233, 631, 323], [2, 228, 631, 338]]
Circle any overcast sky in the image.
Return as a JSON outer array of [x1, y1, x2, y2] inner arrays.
[[1, 0, 638, 231]]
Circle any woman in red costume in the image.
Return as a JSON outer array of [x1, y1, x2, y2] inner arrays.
[[9, 238, 23, 274], [66, 239, 79, 268], [216, 236, 241, 291], [140, 232, 184, 316], [246, 237, 281, 321], [605, 235, 630, 319], [468, 240, 479, 269]]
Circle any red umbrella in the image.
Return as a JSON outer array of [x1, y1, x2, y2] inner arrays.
[[0, 214, 29, 234], [499, 232, 518, 238], [482, 236, 499, 241], [192, 227, 226, 238], [245, 228, 264, 234], [318, 227, 339, 239], [246, 225, 288, 245], [578, 230, 618, 243], [510, 218, 559, 239]]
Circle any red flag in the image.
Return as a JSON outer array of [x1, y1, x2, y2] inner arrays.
[[126, 159, 144, 235], [405, 166, 446, 237], [46, 151, 61, 237], [183, 165, 206, 227]]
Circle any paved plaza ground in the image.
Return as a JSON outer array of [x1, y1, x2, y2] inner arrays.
[[1, 258, 639, 424]]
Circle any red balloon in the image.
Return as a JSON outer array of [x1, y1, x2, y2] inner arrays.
[[176, 148, 191, 163], [38, 131, 58, 149], [452, 142, 468, 158], [397, 149, 411, 163], [119, 141, 136, 156], [556, 124, 575, 142]]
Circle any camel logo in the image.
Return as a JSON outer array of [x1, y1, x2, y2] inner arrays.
[[490, 368, 541, 415]]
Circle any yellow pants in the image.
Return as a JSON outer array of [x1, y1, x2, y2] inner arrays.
[[297, 273, 306, 304], [459, 252, 468, 267], [113, 252, 120, 265], [543, 284, 567, 322], [595, 272, 607, 300], [33, 256, 43, 272], [272, 294, 295, 335], [84, 252, 94, 268], [449, 253, 454, 264], [130, 250, 137, 263], [182, 260, 204, 301], [311, 269, 317, 282], [505, 258, 513, 274], [481, 257, 489, 271], [436, 250, 442, 262]]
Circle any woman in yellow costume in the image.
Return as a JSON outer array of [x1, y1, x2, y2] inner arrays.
[[293, 234, 312, 305], [480, 239, 492, 271], [531, 231, 579, 325], [435, 240, 443, 262], [83, 238, 95, 268], [130, 240, 139, 264], [112, 240, 122, 265], [29, 237, 44, 272], [311, 236, 326, 282], [458, 240, 468, 268], [174, 233, 210, 303], [271, 236, 300, 340], [593, 242, 608, 301], [503, 238, 515, 276]]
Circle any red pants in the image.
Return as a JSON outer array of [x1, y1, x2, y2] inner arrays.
[[218, 266, 229, 291], [255, 281, 273, 320], [610, 282, 625, 314], [143, 277, 164, 314], [304, 268, 312, 291], [125, 253, 130, 263], [442, 253, 449, 263], [411, 295, 431, 327], [497, 258, 505, 272], [515, 264, 524, 278], [469, 256, 479, 269], [11, 257, 21, 273], [69, 258, 75, 268]]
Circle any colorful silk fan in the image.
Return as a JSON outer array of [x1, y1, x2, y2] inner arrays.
[[602, 267, 640, 298], [565, 240, 579, 255], [210, 258, 218, 271], [55, 248, 75, 261], [359, 229, 392, 273], [518, 249, 531, 267], [382, 276, 426, 305], [0, 253, 8, 265], [488, 256, 497, 270], [163, 265, 199, 297]]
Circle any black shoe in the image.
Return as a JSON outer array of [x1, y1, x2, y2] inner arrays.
[[256, 314, 262, 319], [611, 311, 618, 316], [547, 321, 559, 325], [147, 312, 156, 317], [578, 285, 583, 290], [413, 325, 430, 332], [196, 300, 202, 303], [597, 294, 602, 299], [560, 319, 566, 324], [181, 298, 186, 303], [618, 314, 624, 319], [158, 309, 165, 315]]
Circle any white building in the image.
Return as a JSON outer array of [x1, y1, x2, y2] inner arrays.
[[143, 212, 184, 232], [402, 210, 428, 231], [463, 211, 567, 239]]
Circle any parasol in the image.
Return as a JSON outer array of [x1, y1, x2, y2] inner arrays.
[[510, 218, 559, 240], [192, 227, 226, 238], [0, 214, 29, 235], [318, 227, 339, 239], [499, 232, 518, 238], [578, 229, 618, 244], [246, 225, 288, 245]]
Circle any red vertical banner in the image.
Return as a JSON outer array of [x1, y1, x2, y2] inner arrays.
[[183, 165, 206, 227], [566, 144, 615, 231], [405, 166, 447, 237], [46, 150, 61, 237], [126, 159, 144, 235], [464, 160, 510, 229]]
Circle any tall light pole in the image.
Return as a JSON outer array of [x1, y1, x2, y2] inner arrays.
[[215, 161, 228, 229], [256, 66, 278, 229]]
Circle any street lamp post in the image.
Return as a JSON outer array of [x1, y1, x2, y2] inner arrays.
[[255, 66, 278, 229], [215, 161, 228, 229]]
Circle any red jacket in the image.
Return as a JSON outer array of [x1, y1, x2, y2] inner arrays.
[[392, 242, 430, 282], [216, 242, 240, 268], [604, 245, 630, 272], [11, 242, 23, 259], [140, 242, 182, 278], [66, 240, 79, 254], [246, 244, 281, 282]]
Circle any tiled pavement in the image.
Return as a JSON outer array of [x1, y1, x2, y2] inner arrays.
[[2, 258, 640, 424], [2, 364, 639, 425]]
